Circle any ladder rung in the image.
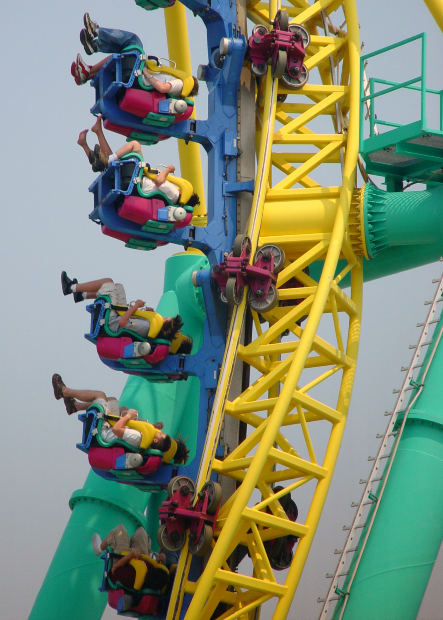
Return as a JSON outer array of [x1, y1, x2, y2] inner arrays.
[[393, 385, 413, 394], [360, 476, 382, 484], [368, 453, 389, 461], [343, 523, 365, 531]]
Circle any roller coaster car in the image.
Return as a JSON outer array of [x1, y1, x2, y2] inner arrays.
[[157, 477, 222, 557], [90, 153, 195, 249], [212, 235, 286, 313], [100, 549, 169, 617], [76, 405, 178, 490], [92, 52, 195, 146], [85, 295, 192, 380], [248, 9, 310, 88]]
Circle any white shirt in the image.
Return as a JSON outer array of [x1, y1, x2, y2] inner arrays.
[[142, 72, 183, 97], [141, 176, 180, 203]]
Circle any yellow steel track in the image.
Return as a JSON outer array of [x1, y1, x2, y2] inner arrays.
[[167, 1, 363, 618]]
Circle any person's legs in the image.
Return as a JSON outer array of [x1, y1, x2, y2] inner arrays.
[[88, 56, 110, 79], [62, 387, 108, 403], [96, 27, 143, 54], [75, 277, 114, 297], [90, 116, 112, 157], [103, 524, 131, 554], [130, 527, 151, 556], [115, 140, 143, 159], [77, 129, 93, 162], [92, 524, 130, 556]]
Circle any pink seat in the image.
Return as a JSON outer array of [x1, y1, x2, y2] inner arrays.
[[88, 445, 125, 470], [120, 89, 164, 117], [119, 195, 165, 225]]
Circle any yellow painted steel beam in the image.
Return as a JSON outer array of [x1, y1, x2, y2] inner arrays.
[[163, 3, 206, 222], [423, 0, 443, 31]]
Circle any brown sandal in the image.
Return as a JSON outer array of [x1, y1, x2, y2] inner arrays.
[[64, 397, 77, 416], [52, 373, 65, 400]]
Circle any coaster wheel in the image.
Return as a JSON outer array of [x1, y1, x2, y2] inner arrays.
[[255, 244, 286, 273], [167, 475, 196, 499], [281, 64, 309, 89], [157, 524, 186, 552], [202, 481, 223, 515], [232, 234, 251, 257], [272, 49, 287, 79], [225, 277, 244, 305], [251, 62, 267, 77], [273, 9, 289, 31], [189, 524, 213, 557], [288, 24, 310, 49], [248, 284, 278, 313]]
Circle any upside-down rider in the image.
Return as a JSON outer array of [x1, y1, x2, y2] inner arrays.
[[71, 12, 199, 102], [51, 373, 189, 465]]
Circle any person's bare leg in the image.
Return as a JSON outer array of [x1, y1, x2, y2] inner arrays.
[[115, 140, 143, 159], [90, 115, 112, 157], [89, 56, 111, 79], [77, 129, 92, 161], [75, 277, 113, 295], [62, 387, 108, 403]]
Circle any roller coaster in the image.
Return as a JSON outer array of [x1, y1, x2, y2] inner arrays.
[[31, 1, 442, 619]]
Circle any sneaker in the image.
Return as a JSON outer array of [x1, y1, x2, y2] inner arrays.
[[73, 292, 84, 303], [80, 28, 97, 55], [125, 453, 143, 469], [133, 342, 151, 357], [83, 12, 98, 38], [64, 397, 77, 415], [76, 53, 91, 82], [70, 61, 82, 86], [91, 533, 103, 556], [61, 270, 78, 295]]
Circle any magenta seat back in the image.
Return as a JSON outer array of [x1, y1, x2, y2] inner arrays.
[[97, 336, 133, 360], [118, 195, 163, 225], [88, 445, 125, 470], [119, 89, 162, 117]]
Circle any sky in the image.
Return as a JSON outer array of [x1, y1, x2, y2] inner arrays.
[[1, 1, 441, 619]]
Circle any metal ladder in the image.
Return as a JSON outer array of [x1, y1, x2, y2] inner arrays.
[[317, 270, 443, 618]]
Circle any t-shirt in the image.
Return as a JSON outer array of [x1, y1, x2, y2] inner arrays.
[[100, 422, 142, 448], [141, 176, 180, 204], [142, 72, 183, 96]]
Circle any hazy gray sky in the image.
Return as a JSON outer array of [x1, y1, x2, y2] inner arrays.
[[1, 2, 441, 619]]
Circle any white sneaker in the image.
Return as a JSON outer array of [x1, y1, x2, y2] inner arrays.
[[172, 206, 187, 221], [170, 99, 187, 114], [92, 533, 102, 556], [125, 453, 143, 469], [133, 342, 151, 357]]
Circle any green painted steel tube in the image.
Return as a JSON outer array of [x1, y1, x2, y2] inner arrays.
[[30, 252, 209, 619], [336, 313, 443, 620], [310, 184, 443, 284]]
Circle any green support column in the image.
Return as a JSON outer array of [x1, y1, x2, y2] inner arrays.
[[338, 310, 443, 620]]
